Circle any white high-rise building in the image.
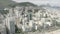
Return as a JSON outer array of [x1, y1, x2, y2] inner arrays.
[[5, 17, 15, 34]]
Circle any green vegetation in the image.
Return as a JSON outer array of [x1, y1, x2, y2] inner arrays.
[[0, 10, 9, 14], [8, 2, 37, 8], [32, 29, 36, 32], [17, 2, 37, 6], [34, 9, 39, 13], [15, 25, 28, 34], [15, 25, 22, 33]]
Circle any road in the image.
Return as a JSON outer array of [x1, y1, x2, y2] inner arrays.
[[45, 29, 60, 34], [27, 29, 60, 34]]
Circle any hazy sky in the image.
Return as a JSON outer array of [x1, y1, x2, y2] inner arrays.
[[12, 0, 60, 6]]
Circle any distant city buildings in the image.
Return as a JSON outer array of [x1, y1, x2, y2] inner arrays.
[[0, 5, 60, 34]]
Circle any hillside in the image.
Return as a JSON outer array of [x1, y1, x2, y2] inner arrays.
[[0, 0, 16, 8], [17, 2, 37, 6]]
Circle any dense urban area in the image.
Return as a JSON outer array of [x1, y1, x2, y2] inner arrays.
[[0, 0, 60, 34]]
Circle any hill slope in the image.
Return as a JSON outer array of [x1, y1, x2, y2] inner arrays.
[[0, 0, 16, 8], [17, 2, 37, 6]]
